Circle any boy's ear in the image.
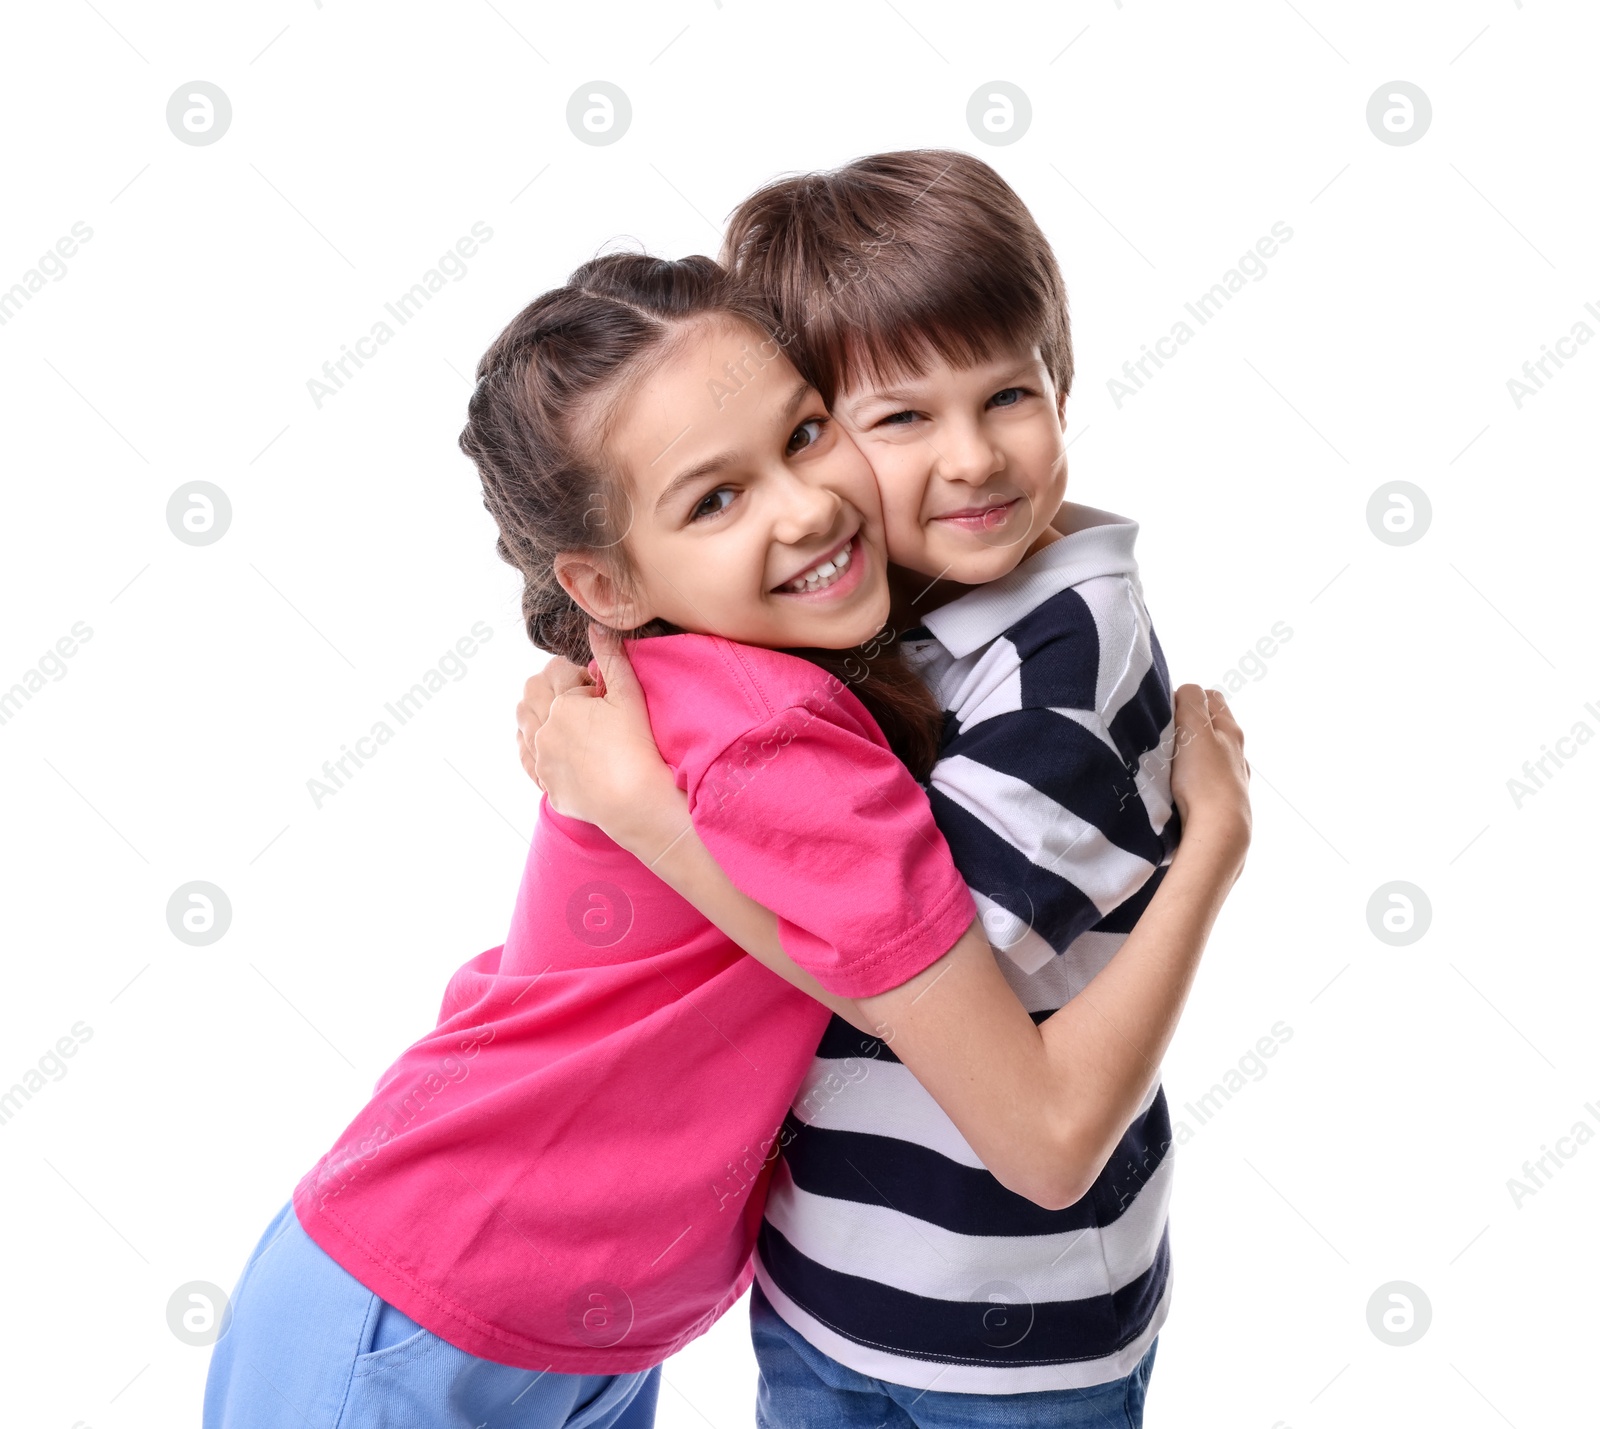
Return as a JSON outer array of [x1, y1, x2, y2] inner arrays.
[[553, 553, 655, 633]]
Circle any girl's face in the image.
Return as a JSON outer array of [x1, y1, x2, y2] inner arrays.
[[564, 319, 891, 652]]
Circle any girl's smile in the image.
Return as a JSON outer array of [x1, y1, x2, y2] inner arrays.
[[772, 531, 863, 598], [556, 316, 892, 653]]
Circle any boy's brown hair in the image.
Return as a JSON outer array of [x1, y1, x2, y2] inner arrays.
[[721, 149, 1071, 408]]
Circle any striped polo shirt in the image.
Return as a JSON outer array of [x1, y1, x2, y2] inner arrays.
[[753, 505, 1181, 1394]]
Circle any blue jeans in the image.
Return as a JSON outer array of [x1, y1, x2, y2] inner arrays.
[[204, 1200, 659, 1429], [750, 1282, 1156, 1428]]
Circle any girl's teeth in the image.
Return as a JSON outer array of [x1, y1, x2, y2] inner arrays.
[[785, 541, 852, 593]]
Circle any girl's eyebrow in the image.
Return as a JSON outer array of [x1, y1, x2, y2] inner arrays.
[[654, 451, 735, 514], [652, 380, 813, 514]]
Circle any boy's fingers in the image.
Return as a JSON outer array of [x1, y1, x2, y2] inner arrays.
[[518, 676, 554, 727], [515, 727, 542, 787], [549, 681, 603, 713], [589, 623, 642, 704], [519, 660, 591, 729], [537, 660, 592, 708], [549, 660, 592, 695]]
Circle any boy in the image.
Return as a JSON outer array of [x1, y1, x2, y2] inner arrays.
[[724, 152, 1178, 1419], [524, 152, 1181, 1424]]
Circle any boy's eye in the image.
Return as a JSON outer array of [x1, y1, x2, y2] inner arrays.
[[988, 387, 1026, 408], [786, 416, 828, 455], [690, 487, 736, 522], [878, 410, 918, 427]]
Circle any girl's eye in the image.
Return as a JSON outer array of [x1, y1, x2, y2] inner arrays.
[[879, 410, 917, 427], [690, 487, 736, 522], [988, 387, 1026, 409], [786, 416, 828, 455]]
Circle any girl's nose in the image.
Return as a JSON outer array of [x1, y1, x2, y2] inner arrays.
[[771, 470, 841, 546]]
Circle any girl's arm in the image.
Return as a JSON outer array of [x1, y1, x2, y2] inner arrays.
[[527, 633, 1249, 1212]]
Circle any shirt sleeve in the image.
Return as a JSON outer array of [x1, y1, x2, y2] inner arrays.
[[926, 670, 1179, 958], [689, 699, 976, 999]]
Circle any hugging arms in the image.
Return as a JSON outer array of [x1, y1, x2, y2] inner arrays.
[[516, 629, 1250, 1209]]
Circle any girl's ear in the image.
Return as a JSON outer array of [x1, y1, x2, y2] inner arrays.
[[553, 553, 655, 632]]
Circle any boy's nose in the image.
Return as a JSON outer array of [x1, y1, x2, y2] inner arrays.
[[937, 422, 1005, 486]]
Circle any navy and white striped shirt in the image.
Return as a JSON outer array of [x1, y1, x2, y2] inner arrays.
[[754, 506, 1181, 1394]]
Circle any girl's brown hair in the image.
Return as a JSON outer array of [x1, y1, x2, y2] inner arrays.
[[458, 252, 943, 779], [722, 149, 1072, 408]]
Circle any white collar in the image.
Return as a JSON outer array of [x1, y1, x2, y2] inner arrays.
[[917, 504, 1141, 660]]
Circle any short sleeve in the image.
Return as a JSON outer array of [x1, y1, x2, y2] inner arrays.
[[690, 700, 976, 999], [929, 705, 1174, 956], [927, 592, 1180, 957]]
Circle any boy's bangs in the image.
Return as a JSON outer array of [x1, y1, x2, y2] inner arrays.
[[834, 311, 1028, 401], [804, 260, 1051, 405], [726, 150, 1073, 408]]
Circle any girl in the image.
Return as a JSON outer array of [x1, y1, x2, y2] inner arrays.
[[204, 253, 1249, 1428]]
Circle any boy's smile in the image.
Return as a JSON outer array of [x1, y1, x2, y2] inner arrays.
[[831, 343, 1069, 613], [929, 495, 1025, 531]]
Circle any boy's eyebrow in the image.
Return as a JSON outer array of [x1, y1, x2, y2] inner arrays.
[[849, 384, 923, 405], [848, 359, 1040, 409], [652, 380, 814, 514]]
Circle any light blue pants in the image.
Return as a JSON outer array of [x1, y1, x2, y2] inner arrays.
[[204, 1201, 660, 1429]]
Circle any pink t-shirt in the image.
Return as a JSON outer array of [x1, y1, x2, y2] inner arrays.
[[293, 634, 975, 1373]]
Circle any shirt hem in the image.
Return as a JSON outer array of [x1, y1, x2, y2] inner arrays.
[[808, 872, 976, 1000], [292, 1188, 748, 1374], [753, 1257, 1171, 1394]]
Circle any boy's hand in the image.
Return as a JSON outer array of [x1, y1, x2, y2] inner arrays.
[[529, 625, 688, 856], [516, 657, 593, 787], [1169, 684, 1251, 879]]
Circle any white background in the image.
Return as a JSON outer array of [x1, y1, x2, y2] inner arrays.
[[2, 1, 1595, 1425]]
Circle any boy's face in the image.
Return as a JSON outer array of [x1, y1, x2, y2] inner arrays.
[[831, 343, 1067, 589]]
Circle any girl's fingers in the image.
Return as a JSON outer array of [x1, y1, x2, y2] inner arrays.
[[1172, 683, 1208, 736], [1202, 688, 1245, 746]]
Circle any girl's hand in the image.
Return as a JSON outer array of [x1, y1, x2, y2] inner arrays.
[[1168, 684, 1252, 877], [516, 656, 592, 788], [531, 625, 687, 855]]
